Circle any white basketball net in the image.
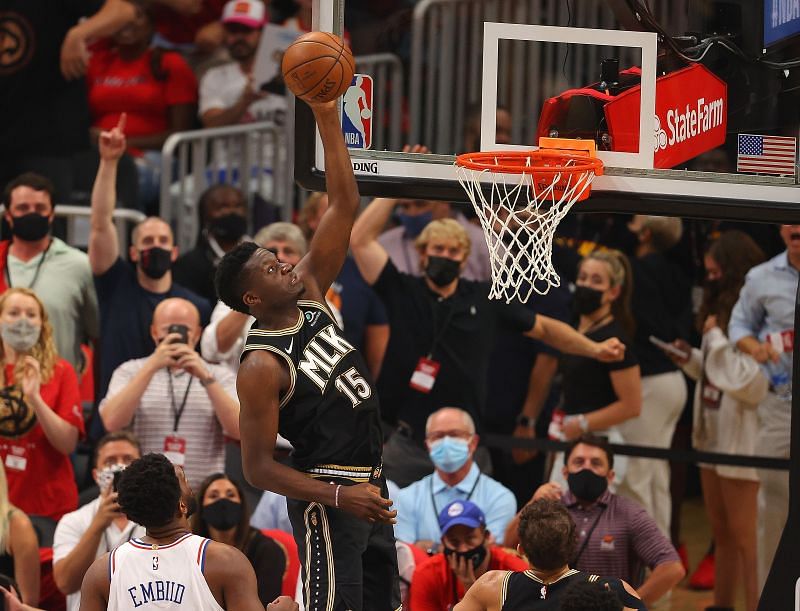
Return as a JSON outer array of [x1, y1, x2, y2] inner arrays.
[[455, 153, 600, 303]]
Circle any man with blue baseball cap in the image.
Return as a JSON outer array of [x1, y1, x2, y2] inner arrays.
[[409, 500, 529, 611]]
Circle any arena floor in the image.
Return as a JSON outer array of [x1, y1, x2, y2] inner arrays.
[[667, 496, 745, 610]]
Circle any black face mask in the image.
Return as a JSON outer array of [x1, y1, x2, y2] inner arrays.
[[572, 285, 605, 316], [208, 213, 247, 243], [567, 468, 609, 502], [138, 247, 173, 279], [11, 213, 51, 242], [443, 538, 488, 569], [202, 498, 242, 531], [705, 278, 722, 298], [425, 256, 461, 287]]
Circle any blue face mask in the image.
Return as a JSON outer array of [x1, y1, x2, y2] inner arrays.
[[396, 211, 433, 238], [429, 436, 471, 473]]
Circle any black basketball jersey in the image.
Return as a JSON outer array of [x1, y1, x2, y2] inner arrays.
[[500, 569, 647, 610], [241, 300, 383, 478]]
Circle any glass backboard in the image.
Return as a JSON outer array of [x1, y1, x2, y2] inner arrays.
[[295, 0, 800, 221]]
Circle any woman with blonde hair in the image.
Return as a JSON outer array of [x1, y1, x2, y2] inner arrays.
[[549, 249, 642, 483], [0, 288, 84, 522], [0, 461, 40, 606]]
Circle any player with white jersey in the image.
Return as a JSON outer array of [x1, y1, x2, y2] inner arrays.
[[79, 453, 297, 611]]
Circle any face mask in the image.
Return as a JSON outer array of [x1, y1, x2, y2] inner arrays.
[[10, 213, 51, 242], [96, 463, 128, 492], [208, 213, 247, 243], [138, 247, 173, 279], [396, 211, 433, 238], [425, 256, 461, 287], [443, 538, 488, 569], [202, 498, 242, 531], [572, 285, 604, 316], [567, 468, 609, 502], [705, 278, 721, 297], [429, 436, 471, 473], [0, 319, 41, 352]]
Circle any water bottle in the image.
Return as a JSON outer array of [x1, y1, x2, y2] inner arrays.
[[770, 371, 792, 401]]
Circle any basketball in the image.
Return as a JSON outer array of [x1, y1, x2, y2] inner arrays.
[[281, 32, 355, 104]]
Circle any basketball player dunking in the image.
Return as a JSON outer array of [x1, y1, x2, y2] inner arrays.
[[453, 499, 646, 611], [215, 100, 401, 610]]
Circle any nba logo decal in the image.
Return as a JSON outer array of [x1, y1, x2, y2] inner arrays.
[[342, 74, 373, 149]]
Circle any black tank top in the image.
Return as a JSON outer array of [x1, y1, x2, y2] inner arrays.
[[241, 300, 384, 477], [500, 569, 647, 610]]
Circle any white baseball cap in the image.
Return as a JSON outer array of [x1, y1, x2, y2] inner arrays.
[[221, 0, 266, 29]]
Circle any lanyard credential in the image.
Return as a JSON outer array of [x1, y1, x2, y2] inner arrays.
[[168, 372, 194, 432]]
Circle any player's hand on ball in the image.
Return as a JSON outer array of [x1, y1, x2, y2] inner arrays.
[[338, 483, 397, 524], [594, 337, 625, 362]]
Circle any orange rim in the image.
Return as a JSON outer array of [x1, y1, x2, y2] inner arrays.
[[455, 150, 604, 177]]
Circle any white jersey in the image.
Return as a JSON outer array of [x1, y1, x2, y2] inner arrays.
[[108, 533, 224, 610]]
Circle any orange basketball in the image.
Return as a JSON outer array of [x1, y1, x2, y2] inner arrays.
[[281, 32, 355, 104]]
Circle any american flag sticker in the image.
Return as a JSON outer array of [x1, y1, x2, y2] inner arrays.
[[737, 134, 797, 176]]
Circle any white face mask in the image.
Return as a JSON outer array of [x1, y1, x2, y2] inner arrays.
[[96, 463, 128, 492], [1, 319, 41, 352]]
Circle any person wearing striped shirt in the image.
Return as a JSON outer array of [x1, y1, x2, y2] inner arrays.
[[503, 435, 684, 607], [99, 297, 240, 488]]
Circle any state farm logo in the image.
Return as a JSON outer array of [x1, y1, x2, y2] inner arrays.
[[655, 97, 725, 152]]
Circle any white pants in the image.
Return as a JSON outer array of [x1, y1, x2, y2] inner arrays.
[[616, 370, 687, 537], [756, 392, 791, 594]]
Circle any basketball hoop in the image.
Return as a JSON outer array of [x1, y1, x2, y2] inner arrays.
[[455, 147, 603, 303]]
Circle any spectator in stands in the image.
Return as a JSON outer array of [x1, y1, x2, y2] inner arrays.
[[87, 4, 198, 211], [375, 197, 491, 282], [729, 224, 799, 592], [394, 408, 517, 550], [462, 105, 513, 154], [0, 0, 137, 200], [0, 288, 83, 523], [409, 500, 528, 610], [99, 298, 239, 487], [664, 230, 766, 611], [0, 463, 40, 606], [192, 473, 285, 606], [89, 115, 211, 408], [504, 435, 685, 607], [297, 192, 328, 242], [1, 174, 98, 374], [200, 0, 289, 128], [150, 0, 228, 71], [53, 431, 145, 611], [616, 216, 689, 537], [350, 209, 624, 474], [548, 250, 640, 484], [174, 184, 250, 303]]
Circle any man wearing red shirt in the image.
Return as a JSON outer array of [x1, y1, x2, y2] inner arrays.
[[410, 500, 528, 611]]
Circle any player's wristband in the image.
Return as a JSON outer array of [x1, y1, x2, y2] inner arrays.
[[334, 484, 342, 508]]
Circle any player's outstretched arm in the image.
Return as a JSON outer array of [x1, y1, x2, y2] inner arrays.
[[526, 315, 625, 361], [78, 554, 111, 611], [295, 102, 360, 294], [453, 571, 506, 611], [237, 352, 397, 524]]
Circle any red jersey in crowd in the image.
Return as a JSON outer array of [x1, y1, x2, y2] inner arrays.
[[409, 546, 529, 611], [153, 0, 227, 46], [0, 359, 84, 521], [87, 45, 197, 154]]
